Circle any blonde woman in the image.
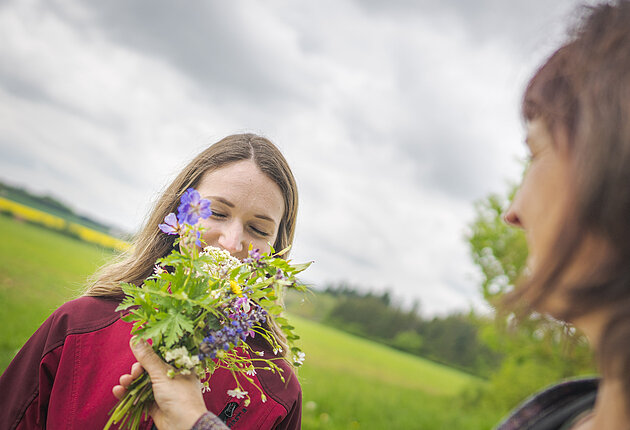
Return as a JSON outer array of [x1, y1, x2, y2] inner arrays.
[[0, 134, 302, 430]]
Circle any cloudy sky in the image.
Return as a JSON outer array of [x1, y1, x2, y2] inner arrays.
[[0, 0, 591, 315]]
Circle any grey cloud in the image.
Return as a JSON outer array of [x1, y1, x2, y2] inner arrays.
[[357, 0, 586, 57], [48, 0, 319, 107], [0, 73, 55, 105]]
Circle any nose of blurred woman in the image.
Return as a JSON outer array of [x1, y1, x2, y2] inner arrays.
[[217, 221, 245, 256], [503, 205, 523, 228]]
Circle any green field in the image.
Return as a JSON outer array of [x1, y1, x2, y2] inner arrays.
[[0, 214, 115, 370], [0, 215, 500, 428]]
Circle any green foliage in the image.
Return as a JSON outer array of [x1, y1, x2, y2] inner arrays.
[[467, 190, 528, 301], [325, 290, 417, 340], [419, 313, 501, 377], [392, 329, 423, 351], [305, 285, 497, 376], [106, 230, 312, 429]]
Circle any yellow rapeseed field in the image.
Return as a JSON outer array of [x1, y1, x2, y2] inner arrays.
[[0, 196, 130, 251]]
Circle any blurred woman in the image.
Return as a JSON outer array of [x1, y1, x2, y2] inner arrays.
[[499, 1, 630, 428], [0, 134, 302, 430]]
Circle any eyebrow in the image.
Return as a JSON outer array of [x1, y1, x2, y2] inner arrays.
[[209, 196, 234, 208], [207, 196, 277, 223]]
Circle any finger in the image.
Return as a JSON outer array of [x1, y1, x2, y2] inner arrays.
[[119, 373, 134, 388], [129, 337, 169, 377], [112, 384, 127, 399], [130, 362, 144, 379]]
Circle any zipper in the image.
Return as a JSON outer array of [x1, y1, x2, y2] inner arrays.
[[218, 401, 239, 422]]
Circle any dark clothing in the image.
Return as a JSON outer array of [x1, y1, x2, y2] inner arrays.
[[495, 378, 598, 430], [0, 296, 301, 430]]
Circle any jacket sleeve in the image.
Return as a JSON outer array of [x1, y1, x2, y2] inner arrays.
[[0, 313, 63, 429], [273, 387, 302, 430]]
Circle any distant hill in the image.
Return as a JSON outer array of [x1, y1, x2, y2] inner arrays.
[[0, 180, 130, 239]]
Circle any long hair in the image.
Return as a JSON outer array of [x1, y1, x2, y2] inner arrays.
[[84, 133, 299, 357], [506, 0, 630, 409]]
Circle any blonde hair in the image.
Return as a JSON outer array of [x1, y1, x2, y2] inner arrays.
[[84, 133, 298, 357]]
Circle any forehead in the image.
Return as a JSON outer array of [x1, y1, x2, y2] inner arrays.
[[197, 160, 284, 218]]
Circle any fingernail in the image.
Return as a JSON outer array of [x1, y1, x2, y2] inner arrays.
[[130, 336, 144, 349]]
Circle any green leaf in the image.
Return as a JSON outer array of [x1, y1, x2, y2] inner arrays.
[[141, 311, 195, 348]]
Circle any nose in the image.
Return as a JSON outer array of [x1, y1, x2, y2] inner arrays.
[[503, 204, 523, 228], [217, 222, 245, 255]]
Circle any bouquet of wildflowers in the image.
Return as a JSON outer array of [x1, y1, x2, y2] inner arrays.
[[104, 189, 310, 430]]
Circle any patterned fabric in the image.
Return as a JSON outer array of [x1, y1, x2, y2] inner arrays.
[[192, 411, 230, 430], [495, 377, 598, 430]]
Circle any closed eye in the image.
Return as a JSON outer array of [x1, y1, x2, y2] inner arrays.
[[211, 212, 227, 219], [250, 226, 271, 237]]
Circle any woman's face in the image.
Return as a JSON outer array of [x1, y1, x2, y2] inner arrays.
[[504, 118, 572, 272], [195, 160, 285, 260]]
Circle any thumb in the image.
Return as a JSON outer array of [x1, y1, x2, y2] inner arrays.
[[129, 337, 169, 377]]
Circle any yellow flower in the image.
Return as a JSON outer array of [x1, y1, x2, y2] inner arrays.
[[230, 280, 243, 297]]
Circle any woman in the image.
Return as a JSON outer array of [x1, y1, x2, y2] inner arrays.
[[0, 134, 302, 429], [498, 1, 630, 428]]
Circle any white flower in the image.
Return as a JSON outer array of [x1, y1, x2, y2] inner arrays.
[[273, 347, 283, 355], [201, 246, 242, 277], [227, 388, 248, 399], [294, 351, 306, 366], [255, 351, 264, 357], [246, 367, 257, 376], [164, 346, 200, 370], [242, 299, 251, 313], [153, 264, 165, 275]]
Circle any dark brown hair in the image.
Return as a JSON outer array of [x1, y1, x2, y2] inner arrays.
[[511, 0, 630, 407]]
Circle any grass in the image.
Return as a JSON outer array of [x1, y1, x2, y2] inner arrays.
[[293, 316, 499, 429], [0, 215, 501, 428], [0, 214, 114, 371]]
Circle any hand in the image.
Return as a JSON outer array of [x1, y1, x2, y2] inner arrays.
[[113, 338, 209, 430]]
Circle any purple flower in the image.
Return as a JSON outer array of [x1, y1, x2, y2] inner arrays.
[[274, 269, 286, 280], [249, 248, 262, 260], [158, 213, 180, 235], [243, 248, 264, 267], [198, 306, 267, 360], [177, 188, 212, 226]]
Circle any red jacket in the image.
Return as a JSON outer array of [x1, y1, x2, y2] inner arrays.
[[0, 297, 301, 430]]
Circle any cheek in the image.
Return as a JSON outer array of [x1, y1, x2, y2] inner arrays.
[[523, 163, 568, 259], [250, 236, 274, 255], [198, 220, 220, 245]]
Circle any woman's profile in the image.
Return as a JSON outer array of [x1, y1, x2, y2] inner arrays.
[[0, 134, 302, 429], [498, 1, 630, 428]]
